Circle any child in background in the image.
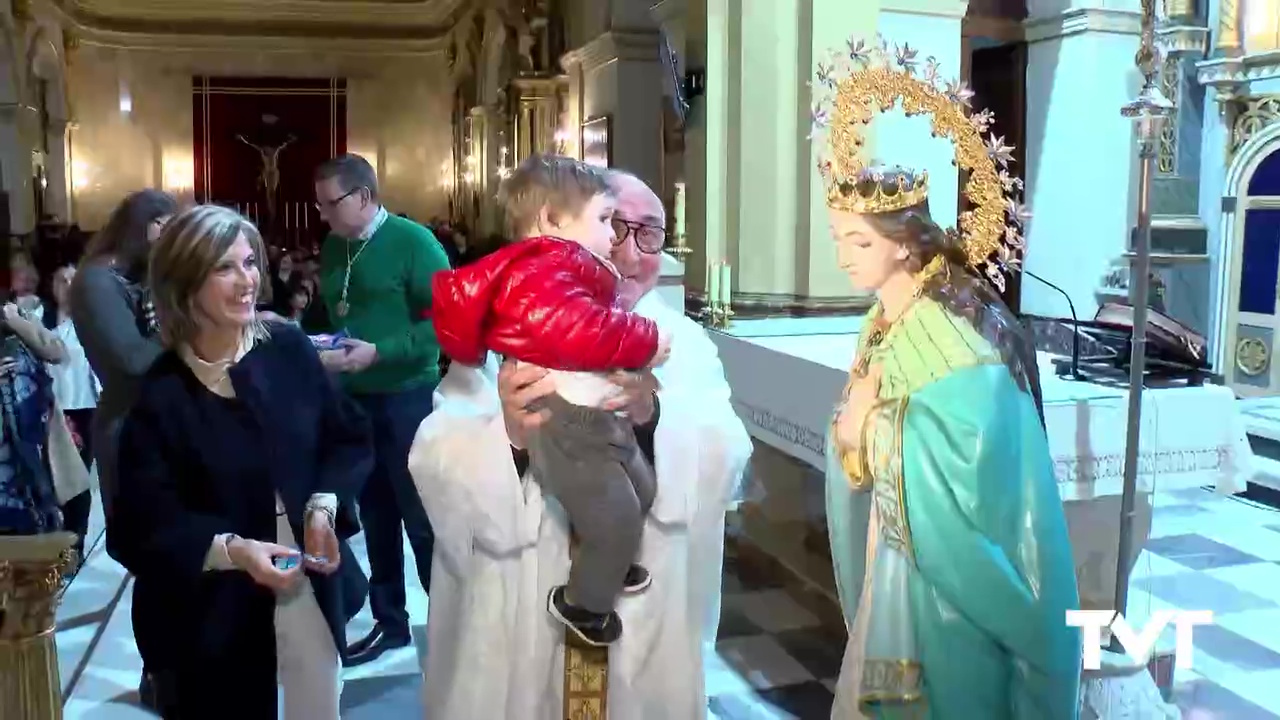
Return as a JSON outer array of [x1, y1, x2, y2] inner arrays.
[[431, 154, 669, 647]]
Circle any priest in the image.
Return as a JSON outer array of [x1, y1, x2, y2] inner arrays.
[[408, 170, 752, 719]]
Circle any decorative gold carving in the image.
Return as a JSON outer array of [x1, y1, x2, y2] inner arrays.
[[563, 638, 608, 719], [1216, 0, 1242, 54], [860, 659, 926, 709], [0, 533, 76, 720], [1158, 57, 1180, 174], [1231, 96, 1280, 158], [1235, 336, 1269, 376], [811, 36, 1030, 292]]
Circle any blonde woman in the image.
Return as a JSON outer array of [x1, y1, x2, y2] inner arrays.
[[111, 205, 373, 718]]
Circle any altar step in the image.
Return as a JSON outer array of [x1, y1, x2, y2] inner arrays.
[[1236, 397, 1280, 508]]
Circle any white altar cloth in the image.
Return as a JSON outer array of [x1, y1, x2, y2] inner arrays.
[[712, 324, 1255, 499]]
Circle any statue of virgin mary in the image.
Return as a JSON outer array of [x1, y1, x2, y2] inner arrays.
[[813, 38, 1083, 719]]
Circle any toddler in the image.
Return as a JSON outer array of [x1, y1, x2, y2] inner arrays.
[[431, 154, 669, 647]]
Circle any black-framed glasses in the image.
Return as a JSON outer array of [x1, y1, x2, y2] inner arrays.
[[611, 218, 666, 255], [314, 187, 361, 211]]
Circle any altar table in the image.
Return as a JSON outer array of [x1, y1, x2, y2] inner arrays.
[[712, 323, 1255, 499]]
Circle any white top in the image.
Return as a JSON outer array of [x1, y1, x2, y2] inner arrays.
[[546, 369, 625, 407], [48, 318, 100, 410]]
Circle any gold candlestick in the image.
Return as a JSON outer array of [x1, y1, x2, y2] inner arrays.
[[667, 233, 691, 260]]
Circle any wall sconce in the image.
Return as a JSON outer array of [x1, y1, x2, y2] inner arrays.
[[554, 128, 569, 154]]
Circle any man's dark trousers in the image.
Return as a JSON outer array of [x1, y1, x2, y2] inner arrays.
[[352, 382, 436, 638]]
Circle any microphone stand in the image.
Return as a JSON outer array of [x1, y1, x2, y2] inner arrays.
[[1023, 270, 1082, 381]]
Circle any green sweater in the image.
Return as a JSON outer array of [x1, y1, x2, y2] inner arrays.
[[318, 213, 451, 395]]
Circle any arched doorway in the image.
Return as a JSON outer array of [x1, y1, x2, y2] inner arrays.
[[1220, 126, 1280, 396]]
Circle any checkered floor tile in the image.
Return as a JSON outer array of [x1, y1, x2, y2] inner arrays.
[[52, 484, 1280, 719]]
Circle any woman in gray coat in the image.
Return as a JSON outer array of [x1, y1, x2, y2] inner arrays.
[[68, 188, 176, 709]]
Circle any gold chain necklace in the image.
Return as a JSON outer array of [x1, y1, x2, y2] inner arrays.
[[336, 239, 372, 318]]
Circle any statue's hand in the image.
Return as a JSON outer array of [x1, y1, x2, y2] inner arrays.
[[836, 364, 882, 450]]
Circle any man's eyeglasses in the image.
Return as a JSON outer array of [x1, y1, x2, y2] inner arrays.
[[314, 187, 361, 211], [611, 218, 666, 255]]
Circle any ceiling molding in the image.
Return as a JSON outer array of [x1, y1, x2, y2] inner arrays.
[[47, 0, 466, 44]]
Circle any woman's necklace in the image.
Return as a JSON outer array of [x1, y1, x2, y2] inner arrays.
[[336, 239, 372, 318]]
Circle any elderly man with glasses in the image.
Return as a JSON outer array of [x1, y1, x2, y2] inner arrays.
[[312, 154, 452, 667], [409, 168, 752, 719]]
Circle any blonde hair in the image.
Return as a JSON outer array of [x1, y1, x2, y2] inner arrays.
[[496, 154, 611, 239], [149, 204, 268, 348]]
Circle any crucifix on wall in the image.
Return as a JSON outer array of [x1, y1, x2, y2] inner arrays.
[[237, 133, 295, 223]]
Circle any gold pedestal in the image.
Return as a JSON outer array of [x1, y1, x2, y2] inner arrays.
[[562, 533, 608, 719], [0, 532, 76, 720]]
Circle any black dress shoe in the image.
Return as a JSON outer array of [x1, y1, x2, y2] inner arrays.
[[344, 624, 411, 667]]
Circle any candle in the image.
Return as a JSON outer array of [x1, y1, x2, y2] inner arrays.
[[719, 262, 732, 307], [707, 261, 720, 307], [674, 182, 687, 237]]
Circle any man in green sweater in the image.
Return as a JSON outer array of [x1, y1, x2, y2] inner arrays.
[[313, 154, 451, 666]]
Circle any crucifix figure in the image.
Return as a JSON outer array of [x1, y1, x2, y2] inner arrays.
[[237, 133, 295, 222]]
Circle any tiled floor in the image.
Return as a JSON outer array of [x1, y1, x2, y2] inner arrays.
[[52, 484, 1280, 718]]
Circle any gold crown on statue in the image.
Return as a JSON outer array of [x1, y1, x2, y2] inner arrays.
[[811, 36, 1031, 292], [829, 166, 931, 214]]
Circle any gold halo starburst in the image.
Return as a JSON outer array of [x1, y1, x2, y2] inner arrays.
[[811, 36, 1029, 291]]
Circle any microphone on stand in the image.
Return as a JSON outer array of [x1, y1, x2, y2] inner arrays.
[[1022, 269, 1082, 381]]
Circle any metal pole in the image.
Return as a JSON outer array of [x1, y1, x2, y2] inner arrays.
[[1112, 0, 1174, 628]]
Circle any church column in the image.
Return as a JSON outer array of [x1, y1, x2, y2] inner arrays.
[[561, 29, 665, 191], [0, 104, 39, 235], [43, 116, 70, 221], [687, 0, 883, 316], [1020, 1, 1143, 317]]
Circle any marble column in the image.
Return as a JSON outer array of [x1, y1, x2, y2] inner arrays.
[[1020, 2, 1143, 318], [561, 30, 665, 192], [0, 104, 39, 235], [685, 0, 885, 314], [44, 118, 70, 222]]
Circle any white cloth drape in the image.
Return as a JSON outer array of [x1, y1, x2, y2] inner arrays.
[[409, 292, 752, 720]]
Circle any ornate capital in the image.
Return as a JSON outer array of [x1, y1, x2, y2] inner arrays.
[[1158, 25, 1210, 56], [561, 30, 660, 73]]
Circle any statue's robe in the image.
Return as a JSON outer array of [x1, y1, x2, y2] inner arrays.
[[409, 291, 752, 719], [827, 299, 1082, 719]]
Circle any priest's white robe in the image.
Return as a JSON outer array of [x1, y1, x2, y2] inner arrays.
[[408, 292, 752, 720]]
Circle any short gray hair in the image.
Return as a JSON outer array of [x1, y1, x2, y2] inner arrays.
[[149, 204, 268, 347], [315, 153, 379, 201]]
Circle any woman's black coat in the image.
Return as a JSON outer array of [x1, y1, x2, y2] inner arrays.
[[110, 323, 372, 715]]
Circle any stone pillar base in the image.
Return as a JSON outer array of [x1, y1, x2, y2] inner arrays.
[[0, 532, 77, 720]]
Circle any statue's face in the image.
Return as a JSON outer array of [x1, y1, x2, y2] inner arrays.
[[828, 208, 908, 293]]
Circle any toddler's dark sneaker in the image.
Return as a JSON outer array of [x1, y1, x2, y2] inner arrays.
[[548, 586, 623, 647]]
